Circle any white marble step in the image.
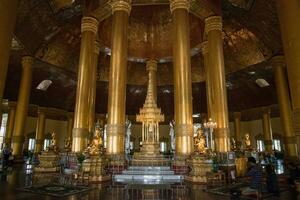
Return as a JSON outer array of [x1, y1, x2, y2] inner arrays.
[[127, 166, 171, 171], [114, 174, 183, 184], [123, 170, 174, 175]]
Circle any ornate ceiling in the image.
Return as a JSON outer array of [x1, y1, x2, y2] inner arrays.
[[4, 0, 283, 121]]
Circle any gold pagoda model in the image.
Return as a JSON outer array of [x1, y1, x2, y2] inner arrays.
[[132, 60, 168, 166]]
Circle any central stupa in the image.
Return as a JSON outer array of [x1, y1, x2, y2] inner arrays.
[[132, 60, 168, 166]]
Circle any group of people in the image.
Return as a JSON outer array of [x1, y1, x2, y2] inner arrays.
[[1, 146, 13, 169], [239, 156, 300, 198]]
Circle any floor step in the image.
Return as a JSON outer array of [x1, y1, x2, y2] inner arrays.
[[123, 170, 174, 175], [127, 166, 171, 171], [114, 174, 183, 184]]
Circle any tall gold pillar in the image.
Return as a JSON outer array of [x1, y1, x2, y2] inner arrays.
[[4, 102, 16, 147], [205, 16, 230, 152], [272, 56, 297, 157], [72, 16, 99, 152], [88, 41, 100, 135], [12, 56, 34, 156], [0, 110, 2, 131], [34, 107, 46, 153], [202, 41, 214, 120], [67, 113, 74, 140], [106, 0, 131, 159], [262, 108, 273, 153], [170, 0, 194, 158], [233, 112, 242, 148], [0, 0, 19, 105], [276, 1, 300, 153]]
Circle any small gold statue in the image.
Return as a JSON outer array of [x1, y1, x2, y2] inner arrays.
[[231, 137, 237, 150], [194, 128, 206, 154], [244, 133, 252, 149], [47, 130, 58, 152], [64, 137, 71, 149], [86, 127, 103, 155]]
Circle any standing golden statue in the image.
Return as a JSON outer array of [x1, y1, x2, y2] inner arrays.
[[194, 128, 206, 154], [47, 130, 58, 152], [244, 133, 252, 149]]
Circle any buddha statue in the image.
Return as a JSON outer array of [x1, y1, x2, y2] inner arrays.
[[244, 133, 252, 149], [64, 136, 72, 150], [47, 130, 58, 152], [85, 127, 103, 155], [194, 128, 206, 154]]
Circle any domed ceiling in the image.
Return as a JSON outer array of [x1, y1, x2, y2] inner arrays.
[[4, 0, 282, 121]]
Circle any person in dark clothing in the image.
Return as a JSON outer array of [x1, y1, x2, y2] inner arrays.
[[266, 164, 279, 196], [242, 157, 263, 195]]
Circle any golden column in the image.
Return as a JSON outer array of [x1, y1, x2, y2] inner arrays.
[[170, 0, 194, 159], [205, 16, 230, 152], [34, 107, 46, 153], [12, 56, 34, 156], [72, 16, 99, 152], [272, 55, 297, 157], [4, 102, 16, 147], [0, 0, 19, 105], [262, 108, 273, 154], [0, 110, 2, 130], [276, 1, 300, 135], [233, 112, 242, 148], [106, 0, 131, 162], [201, 41, 214, 120], [88, 41, 100, 135], [67, 113, 74, 140]]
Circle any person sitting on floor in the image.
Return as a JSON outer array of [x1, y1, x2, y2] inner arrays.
[[242, 156, 263, 196], [266, 164, 279, 196]]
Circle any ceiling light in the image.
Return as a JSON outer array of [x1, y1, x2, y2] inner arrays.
[[134, 89, 142, 94], [36, 80, 52, 91], [226, 82, 233, 89], [255, 79, 270, 87], [192, 114, 201, 118], [163, 89, 170, 94]]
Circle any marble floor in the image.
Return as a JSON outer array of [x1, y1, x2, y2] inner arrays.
[[0, 165, 296, 200]]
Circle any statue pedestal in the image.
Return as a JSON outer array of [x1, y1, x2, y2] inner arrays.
[[185, 154, 213, 183], [132, 141, 169, 166], [34, 151, 60, 173], [82, 155, 110, 182]]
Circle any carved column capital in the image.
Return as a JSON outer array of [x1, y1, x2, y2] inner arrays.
[[205, 16, 222, 34], [270, 55, 286, 68], [81, 16, 99, 34], [8, 101, 17, 109], [21, 56, 34, 68], [146, 59, 157, 71], [233, 112, 241, 119], [37, 107, 47, 115], [110, 0, 131, 14], [169, 0, 189, 13]]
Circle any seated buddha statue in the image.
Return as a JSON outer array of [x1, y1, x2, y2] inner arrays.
[[194, 128, 206, 154], [86, 127, 103, 155]]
